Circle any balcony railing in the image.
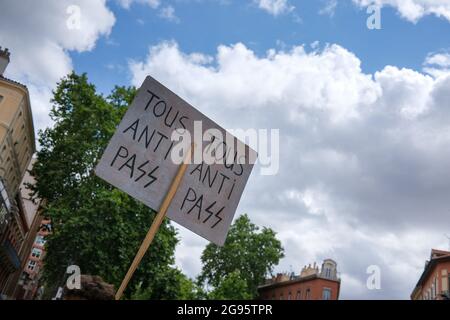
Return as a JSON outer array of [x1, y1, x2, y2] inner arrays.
[[0, 177, 11, 237], [0, 238, 21, 273], [0, 206, 11, 239]]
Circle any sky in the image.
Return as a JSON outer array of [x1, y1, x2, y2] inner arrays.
[[1, 0, 450, 299]]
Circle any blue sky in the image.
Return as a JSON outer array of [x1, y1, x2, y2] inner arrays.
[[72, 0, 450, 95], [2, 0, 450, 299], [65, 0, 450, 299]]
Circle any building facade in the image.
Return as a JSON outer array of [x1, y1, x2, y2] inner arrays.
[[411, 249, 450, 300], [0, 46, 37, 298], [12, 216, 51, 300], [258, 259, 341, 300], [3, 160, 48, 300]]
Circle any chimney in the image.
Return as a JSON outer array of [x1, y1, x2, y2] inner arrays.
[[0, 46, 11, 75]]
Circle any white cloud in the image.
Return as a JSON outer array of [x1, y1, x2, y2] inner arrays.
[[353, 0, 450, 23], [374, 66, 434, 118], [130, 42, 379, 124], [319, 0, 338, 17], [130, 41, 450, 298], [0, 0, 115, 132], [116, 0, 160, 9], [159, 5, 180, 23], [423, 52, 450, 78], [425, 53, 450, 67], [254, 0, 295, 16], [1, 0, 447, 300]]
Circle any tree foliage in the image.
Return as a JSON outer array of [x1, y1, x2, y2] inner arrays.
[[31, 73, 180, 299], [31, 72, 282, 301], [198, 214, 284, 299], [208, 271, 252, 300], [131, 269, 203, 300]]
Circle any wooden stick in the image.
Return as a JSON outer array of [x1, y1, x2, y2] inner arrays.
[[115, 143, 194, 300]]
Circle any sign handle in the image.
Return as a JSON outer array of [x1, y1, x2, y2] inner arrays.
[[115, 143, 195, 300]]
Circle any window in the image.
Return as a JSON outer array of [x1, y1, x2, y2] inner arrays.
[[431, 279, 437, 300], [322, 288, 332, 300], [288, 292, 291, 300], [40, 223, 52, 233], [325, 268, 331, 278], [0, 95, 3, 104], [27, 260, 37, 271], [35, 235, 46, 246], [0, 179, 11, 211], [305, 288, 311, 300], [31, 248, 42, 259], [0, 203, 7, 224], [296, 290, 301, 300], [446, 275, 450, 298], [434, 277, 438, 298]]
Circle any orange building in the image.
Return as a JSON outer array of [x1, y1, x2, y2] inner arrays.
[[0, 46, 37, 298], [13, 216, 51, 300], [411, 249, 450, 300], [0, 159, 46, 299], [258, 259, 341, 300]]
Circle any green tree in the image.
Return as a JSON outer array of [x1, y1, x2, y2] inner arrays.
[[198, 214, 284, 299], [30, 72, 182, 299], [208, 271, 252, 300], [131, 269, 203, 300]]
